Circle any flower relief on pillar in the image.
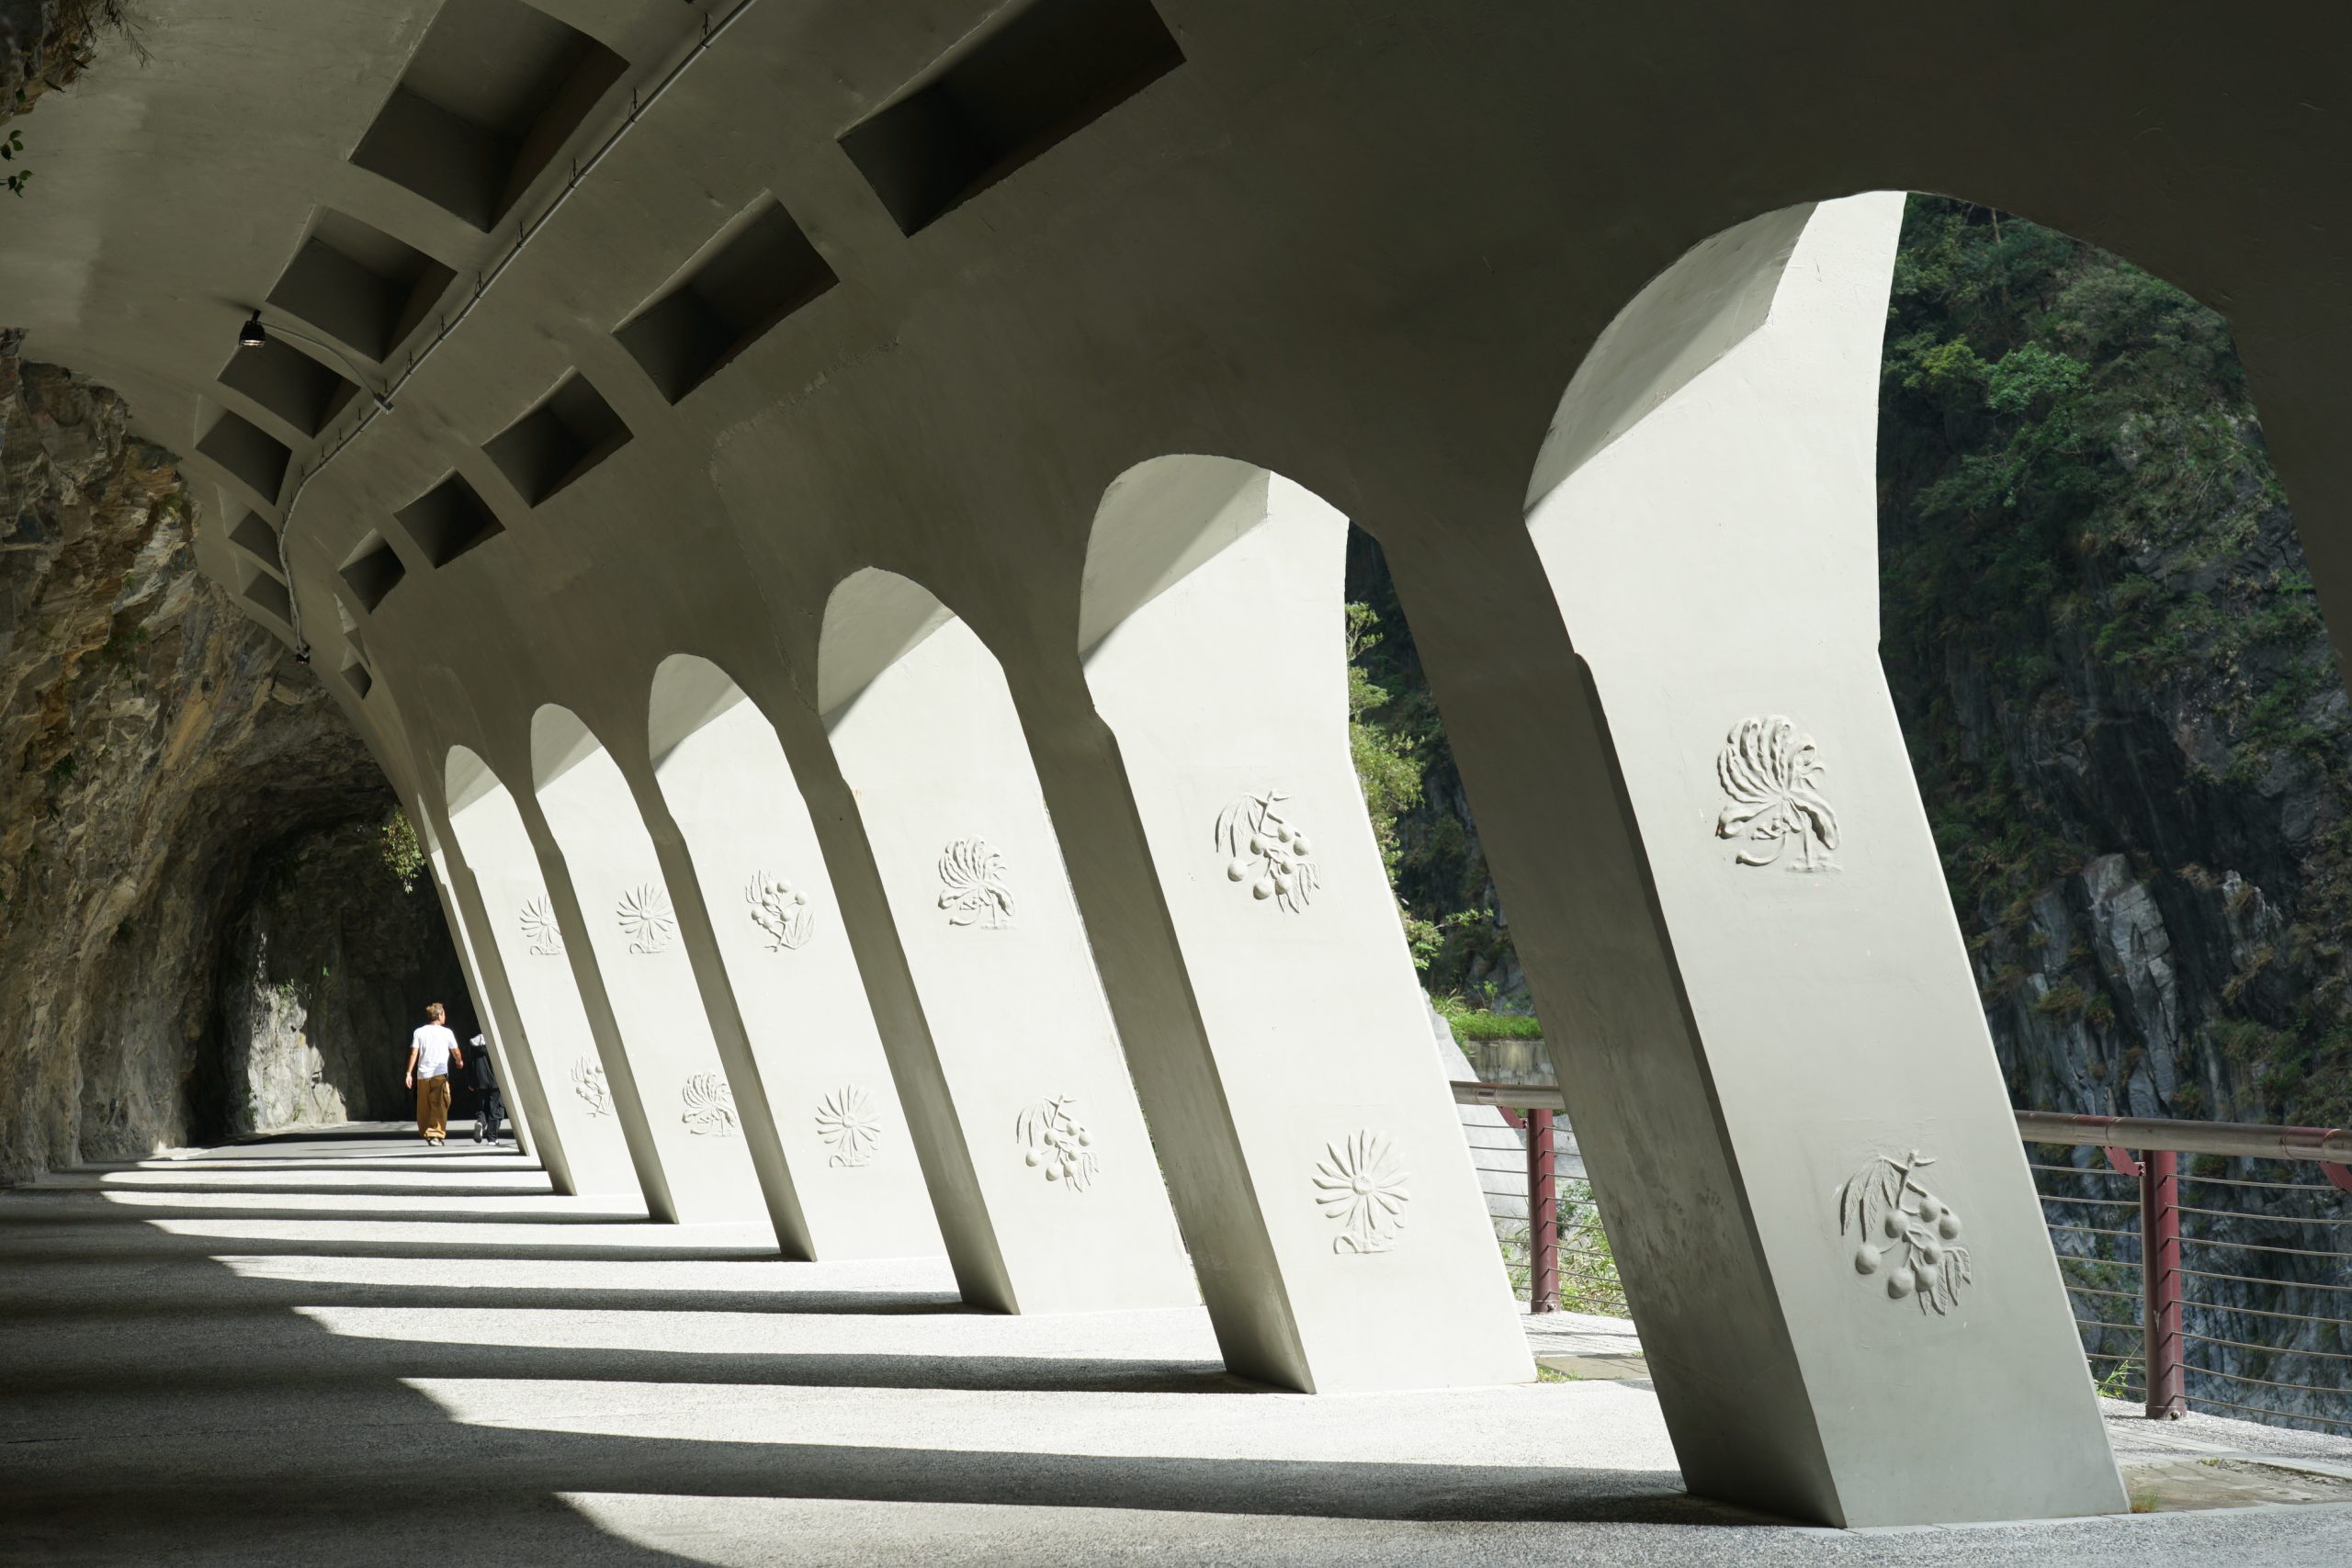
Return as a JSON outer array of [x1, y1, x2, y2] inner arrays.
[[937, 838, 1014, 928], [745, 870, 817, 950], [519, 895, 565, 955], [1015, 1094, 1096, 1190], [1839, 1149, 1973, 1313], [616, 884, 679, 953], [572, 1058, 612, 1117], [1714, 716, 1840, 871], [1313, 1129, 1410, 1253], [1216, 787, 1317, 910], [814, 1085, 881, 1168], [681, 1073, 739, 1136]]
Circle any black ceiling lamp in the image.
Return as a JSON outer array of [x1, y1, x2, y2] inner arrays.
[[234, 310, 393, 412]]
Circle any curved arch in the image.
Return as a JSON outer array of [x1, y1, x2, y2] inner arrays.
[[644, 653, 940, 1259], [815, 568, 957, 718], [438, 743, 639, 1201], [815, 568, 1193, 1314], [1525, 202, 1816, 511], [528, 704, 768, 1226], [1077, 454, 1273, 655]]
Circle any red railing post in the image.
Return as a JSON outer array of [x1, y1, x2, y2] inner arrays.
[[1527, 1107, 1558, 1314], [2141, 1147, 2186, 1418]]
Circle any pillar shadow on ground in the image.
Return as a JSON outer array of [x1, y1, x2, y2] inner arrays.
[[0, 1130, 1736, 1568]]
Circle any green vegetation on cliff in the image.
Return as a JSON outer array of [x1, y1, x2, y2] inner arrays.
[[1345, 531, 1521, 1009], [1880, 196, 2352, 1129]]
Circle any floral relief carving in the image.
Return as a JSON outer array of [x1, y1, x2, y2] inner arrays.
[[571, 1058, 612, 1118], [1015, 1094, 1096, 1190], [519, 896, 565, 956], [681, 1073, 739, 1137], [1313, 1130, 1410, 1254], [1715, 715, 1840, 871], [746, 871, 817, 952], [1216, 788, 1318, 912], [938, 839, 1015, 929], [616, 883, 679, 954], [1840, 1149, 1973, 1314], [814, 1084, 882, 1168]]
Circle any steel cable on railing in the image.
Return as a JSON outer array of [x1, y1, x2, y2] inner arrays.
[[2185, 1393, 2347, 1429], [2179, 1235, 2352, 1264], [2181, 1172, 2351, 1193], [2048, 1224, 2143, 1241], [2173, 1201, 2352, 1225], [2033, 1193, 2143, 1210], [2178, 1264, 2352, 1296], [2177, 1294, 2352, 1330], [2059, 1284, 2141, 1303], [2182, 1363, 2347, 1396], [2182, 1329, 2352, 1362]]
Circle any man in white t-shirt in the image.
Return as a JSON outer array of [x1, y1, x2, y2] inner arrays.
[[404, 1002, 464, 1145]]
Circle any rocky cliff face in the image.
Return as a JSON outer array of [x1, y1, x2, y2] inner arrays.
[[1878, 198, 2352, 1136], [216, 816, 470, 1133], [1, 2, 126, 104], [1879, 197, 2352, 1422], [0, 333, 461, 1182]]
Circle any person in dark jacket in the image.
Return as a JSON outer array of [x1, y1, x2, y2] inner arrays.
[[470, 1034, 507, 1145]]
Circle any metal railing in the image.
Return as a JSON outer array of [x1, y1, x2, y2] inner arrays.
[[1453, 1085, 2352, 1433], [1453, 1081, 1623, 1316], [2020, 1111, 2351, 1433]]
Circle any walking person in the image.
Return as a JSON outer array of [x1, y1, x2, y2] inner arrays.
[[405, 1003, 464, 1146], [469, 1033, 506, 1145]]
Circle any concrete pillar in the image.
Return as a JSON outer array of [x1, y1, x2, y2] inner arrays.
[[422, 834, 544, 1164], [1075, 459, 1532, 1392], [641, 654, 941, 1259], [1510, 192, 2125, 1524], [441, 750, 644, 1203], [820, 571, 1193, 1313], [527, 705, 769, 1225]]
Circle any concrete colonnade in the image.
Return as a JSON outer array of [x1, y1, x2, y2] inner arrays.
[[375, 195, 2115, 1524]]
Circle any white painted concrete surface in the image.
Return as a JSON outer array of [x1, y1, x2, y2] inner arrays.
[[824, 588, 1193, 1314]]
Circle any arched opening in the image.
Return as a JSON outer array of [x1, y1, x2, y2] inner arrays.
[[441, 744, 639, 1200], [817, 567, 1192, 1313], [1076, 455, 1531, 1393], [419, 820, 539, 1161], [1871, 197, 2352, 1433], [528, 705, 768, 1226], [647, 653, 941, 1259]]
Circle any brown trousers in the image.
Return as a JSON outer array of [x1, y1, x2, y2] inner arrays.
[[415, 1075, 451, 1139]]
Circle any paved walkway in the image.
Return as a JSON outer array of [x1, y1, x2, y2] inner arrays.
[[5, 1124, 2350, 1565]]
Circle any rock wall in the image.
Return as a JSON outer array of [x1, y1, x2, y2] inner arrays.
[[0, 332, 462, 1181], [2, 3, 126, 103], [1879, 197, 2352, 1423], [216, 816, 472, 1134]]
